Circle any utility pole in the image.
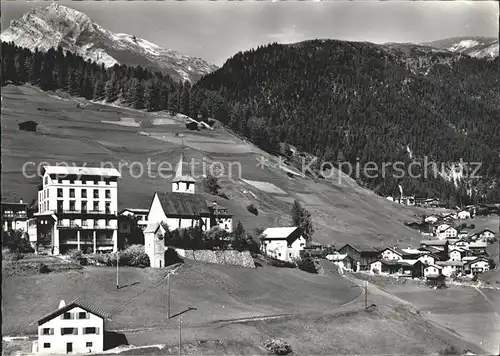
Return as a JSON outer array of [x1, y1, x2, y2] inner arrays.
[[167, 273, 171, 319], [364, 280, 368, 309], [178, 317, 182, 356], [116, 250, 119, 290]]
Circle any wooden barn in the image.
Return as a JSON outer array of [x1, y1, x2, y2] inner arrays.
[[18, 120, 38, 132]]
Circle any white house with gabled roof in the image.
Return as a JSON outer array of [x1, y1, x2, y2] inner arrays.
[[33, 299, 110, 354], [260, 227, 306, 262]]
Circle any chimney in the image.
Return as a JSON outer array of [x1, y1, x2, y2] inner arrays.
[[58, 300, 66, 309]]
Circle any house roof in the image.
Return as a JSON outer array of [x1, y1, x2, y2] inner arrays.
[[262, 227, 299, 239], [373, 259, 420, 267], [420, 240, 448, 246], [42, 165, 121, 178], [468, 228, 495, 238], [381, 247, 405, 256], [469, 241, 488, 248], [19, 120, 38, 126], [156, 192, 211, 217], [339, 243, 380, 253], [172, 153, 196, 183], [436, 261, 465, 267], [144, 222, 163, 234], [401, 248, 424, 255], [120, 208, 149, 215], [326, 253, 348, 262], [425, 264, 443, 270], [35, 299, 111, 325], [464, 257, 489, 266], [419, 246, 443, 254]]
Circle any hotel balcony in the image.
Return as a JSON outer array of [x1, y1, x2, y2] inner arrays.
[[2, 212, 27, 219], [57, 222, 116, 230], [57, 209, 117, 216]]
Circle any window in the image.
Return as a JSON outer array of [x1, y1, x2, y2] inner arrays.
[[105, 219, 110, 227], [105, 202, 111, 214], [82, 201, 87, 212], [93, 189, 99, 199], [94, 180, 98, 185], [42, 328, 54, 335], [47, 189, 49, 198], [70, 189, 75, 198], [69, 201, 76, 211], [70, 179, 75, 184], [82, 189, 87, 198], [83, 327, 98, 335], [93, 202, 99, 211], [58, 178, 62, 184], [86, 342, 93, 347], [78, 312, 88, 319], [105, 189, 111, 199], [57, 188, 63, 198], [57, 200, 63, 213], [44, 343, 51, 349], [45, 177, 48, 185], [105, 179, 110, 185], [61, 327, 78, 335], [63, 312, 72, 320]]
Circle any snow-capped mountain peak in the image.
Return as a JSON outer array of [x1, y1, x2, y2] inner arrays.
[[420, 37, 499, 60], [1, 4, 217, 82]]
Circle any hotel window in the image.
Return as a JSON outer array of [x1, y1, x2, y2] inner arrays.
[[47, 189, 49, 198], [83, 327, 98, 335], [86, 342, 93, 347], [82, 201, 87, 212], [105, 219, 110, 227], [82, 189, 87, 198], [44, 176, 48, 185], [105, 202, 111, 214], [93, 202, 99, 211], [70, 219, 75, 226], [105, 179, 110, 185], [41, 328, 54, 335], [44, 343, 51, 349], [57, 188, 63, 198], [93, 189, 99, 199], [94, 180, 98, 185], [105, 189, 111, 199], [78, 312, 88, 319], [69, 201, 76, 211], [61, 327, 78, 335], [58, 178, 62, 184], [70, 189, 75, 198]]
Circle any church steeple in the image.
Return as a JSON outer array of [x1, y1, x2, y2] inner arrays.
[[172, 143, 196, 194]]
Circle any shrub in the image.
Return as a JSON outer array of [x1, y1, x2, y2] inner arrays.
[[164, 248, 183, 266], [247, 204, 258, 216], [4, 230, 34, 254], [263, 338, 293, 356], [296, 257, 317, 273], [269, 259, 295, 268], [203, 174, 221, 195], [39, 263, 51, 274], [68, 249, 88, 266]]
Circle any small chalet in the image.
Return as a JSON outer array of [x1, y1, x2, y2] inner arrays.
[[260, 226, 306, 262], [18, 120, 38, 132], [34, 299, 110, 354], [468, 228, 496, 243], [457, 211, 471, 220], [424, 264, 443, 279], [370, 259, 424, 278], [1, 200, 29, 232], [326, 253, 354, 271], [435, 224, 458, 240], [337, 243, 380, 272], [436, 261, 465, 277], [464, 257, 490, 276], [468, 241, 488, 255]]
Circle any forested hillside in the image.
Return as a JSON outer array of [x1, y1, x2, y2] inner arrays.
[[194, 40, 500, 204], [2, 40, 499, 204]]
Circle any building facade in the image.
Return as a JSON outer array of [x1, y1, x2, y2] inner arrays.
[[260, 227, 306, 262], [33, 166, 121, 255], [1, 200, 28, 232], [35, 299, 110, 354]]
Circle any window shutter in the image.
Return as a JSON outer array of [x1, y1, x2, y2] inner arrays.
[[50, 328, 54, 335], [73, 328, 78, 335], [96, 327, 100, 335]]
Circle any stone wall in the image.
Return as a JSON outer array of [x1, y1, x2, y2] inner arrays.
[[174, 248, 255, 268]]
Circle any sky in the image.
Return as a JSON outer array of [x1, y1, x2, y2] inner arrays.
[[1, 1, 498, 66]]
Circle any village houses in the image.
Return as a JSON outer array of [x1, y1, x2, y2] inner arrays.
[[337, 243, 381, 272], [435, 224, 458, 240]]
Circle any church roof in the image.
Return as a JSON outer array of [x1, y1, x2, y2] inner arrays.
[[172, 151, 196, 183], [157, 192, 211, 217]]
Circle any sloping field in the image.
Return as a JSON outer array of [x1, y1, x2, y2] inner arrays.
[[2, 84, 428, 247], [1, 261, 359, 336]]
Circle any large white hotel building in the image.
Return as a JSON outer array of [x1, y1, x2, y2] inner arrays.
[[34, 166, 121, 255]]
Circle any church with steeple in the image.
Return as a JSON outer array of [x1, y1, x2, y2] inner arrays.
[[144, 149, 234, 267]]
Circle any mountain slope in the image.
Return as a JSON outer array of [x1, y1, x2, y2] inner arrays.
[[421, 37, 499, 60], [0, 3, 217, 82], [193, 39, 500, 203]]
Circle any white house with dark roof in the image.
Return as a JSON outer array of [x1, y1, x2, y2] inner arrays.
[[260, 227, 306, 262], [435, 224, 458, 240], [464, 257, 490, 276], [34, 299, 110, 354], [424, 264, 443, 278], [468, 228, 496, 242], [436, 261, 465, 277]]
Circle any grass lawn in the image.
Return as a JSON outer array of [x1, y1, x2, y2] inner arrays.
[[2, 261, 359, 336]]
